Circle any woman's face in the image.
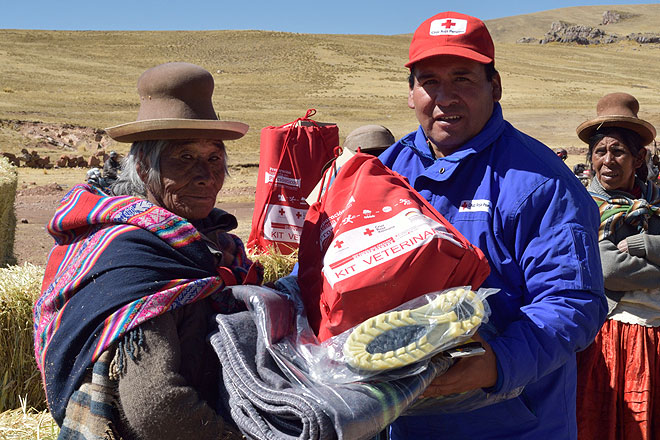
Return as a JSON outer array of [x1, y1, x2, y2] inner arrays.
[[147, 139, 226, 220], [591, 133, 645, 192]]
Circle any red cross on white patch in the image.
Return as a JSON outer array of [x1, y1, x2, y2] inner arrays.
[[334, 240, 344, 249], [441, 19, 456, 29], [430, 18, 467, 36], [363, 228, 374, 237]]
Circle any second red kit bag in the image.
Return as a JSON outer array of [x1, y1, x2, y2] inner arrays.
[[248, 109, 338, 255], [298, 153, 490, 341]]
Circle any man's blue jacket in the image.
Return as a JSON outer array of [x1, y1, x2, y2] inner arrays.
[[381, 104, 607, 439]]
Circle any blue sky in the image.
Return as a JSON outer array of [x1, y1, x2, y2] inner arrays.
[[2, 1, 654, 34]]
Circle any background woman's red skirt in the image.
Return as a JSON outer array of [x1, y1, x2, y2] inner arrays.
[[576, 319, 660, 440]]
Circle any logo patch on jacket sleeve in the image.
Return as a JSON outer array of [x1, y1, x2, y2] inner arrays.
[[459, 199, 491, 213], [430, 18, 468, 36]]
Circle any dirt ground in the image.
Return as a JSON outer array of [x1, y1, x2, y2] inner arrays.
[[10, 148, 587, 267], [12, 182, 256, 267]]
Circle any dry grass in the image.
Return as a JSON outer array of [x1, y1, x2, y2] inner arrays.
[[488, 4, 660, 43], [0, 157, 18, 267], [248, 247, 298, 284], [0, 398, 58, 440], [0, 263, 46, 413], [0, 5, 658, 165]]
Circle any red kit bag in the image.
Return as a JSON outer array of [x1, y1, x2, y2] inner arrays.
[[248, 109, 338, 254], [298, 153, 490, 341]]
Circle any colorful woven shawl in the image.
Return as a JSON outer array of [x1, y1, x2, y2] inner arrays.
[[33, 184, 258, 424], [591, 182, 660, 241]]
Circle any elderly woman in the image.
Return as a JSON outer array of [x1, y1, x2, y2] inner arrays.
[[34, 62, 259, 439], [575, 92, 660, 440]]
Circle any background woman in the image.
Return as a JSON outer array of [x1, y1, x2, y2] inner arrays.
[[34, 62, 259, 439], [576, 92, 660, 440]]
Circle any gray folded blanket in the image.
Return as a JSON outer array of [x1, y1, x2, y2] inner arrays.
[[209, 285, 448, 440]]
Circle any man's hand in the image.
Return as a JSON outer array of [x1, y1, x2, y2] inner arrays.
[[421, 332, 498, 397]]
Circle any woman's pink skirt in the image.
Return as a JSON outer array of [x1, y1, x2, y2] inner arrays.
[[576, 319, 660, 440]]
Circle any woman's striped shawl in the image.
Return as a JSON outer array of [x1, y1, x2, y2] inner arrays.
[[33, 184, 258, 424], [590, 181, 660, 241]]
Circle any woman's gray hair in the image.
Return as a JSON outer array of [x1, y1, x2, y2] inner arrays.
[[110, 140, 169, 197], [110, 139, 229, 198]]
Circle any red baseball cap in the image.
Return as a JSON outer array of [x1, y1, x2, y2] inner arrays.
[[406, 11, 494, 68]]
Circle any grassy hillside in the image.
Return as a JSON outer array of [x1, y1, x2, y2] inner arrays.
[[488, 3, 660, 42], [0, 4, 658, 165]]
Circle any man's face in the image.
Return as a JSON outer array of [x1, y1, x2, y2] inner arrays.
[[408, 55, 501, 157]]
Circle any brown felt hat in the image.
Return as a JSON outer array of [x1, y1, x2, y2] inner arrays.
[[105, 62, 248, 143], [343, 125, 395, 156], [576, 92, 656, 146]]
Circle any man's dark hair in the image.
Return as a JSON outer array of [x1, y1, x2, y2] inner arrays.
[[408, 61, 497, 88]]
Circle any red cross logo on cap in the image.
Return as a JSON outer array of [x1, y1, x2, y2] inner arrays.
[[363, 228, 374, 237], [296, 212, 302, 219], [441, 19, 456, 29], [334, 240, 344, 249], [279, 208, 285, 216]]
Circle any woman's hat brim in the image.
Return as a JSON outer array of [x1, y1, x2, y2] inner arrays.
[[576, 115, 656, 146], [104, 119, 249, 143]]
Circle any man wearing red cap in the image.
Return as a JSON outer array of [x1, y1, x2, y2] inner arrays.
[[379, 12, 606, 439]]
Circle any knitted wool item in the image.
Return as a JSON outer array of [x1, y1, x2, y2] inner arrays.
[[591, 182, 660, 241]]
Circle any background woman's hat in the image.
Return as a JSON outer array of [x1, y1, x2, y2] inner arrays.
[[105, 62, 248, 143], [343, 124, 395, 156], [576, 92, 656, 146]]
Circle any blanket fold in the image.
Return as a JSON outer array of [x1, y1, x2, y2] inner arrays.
[[210, 285, 448, 440]]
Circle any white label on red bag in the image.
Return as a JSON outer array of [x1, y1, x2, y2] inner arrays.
[[430, 18, 468, 36], [265, 168, 301, 189], [322, 208, 464, 287], [263, 204, 306, 243]]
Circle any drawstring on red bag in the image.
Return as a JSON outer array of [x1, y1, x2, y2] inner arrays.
[[298, 153, 491, 340], [277, 109, 320, 181], [316, 145, 343, 204], [248, 109, 338, 254]]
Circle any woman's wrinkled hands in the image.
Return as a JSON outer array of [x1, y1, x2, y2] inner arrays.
[[617, 238, 629, 253], [420, 333, 498, 398]]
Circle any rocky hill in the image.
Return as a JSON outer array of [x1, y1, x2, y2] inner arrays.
[[517, 10, 660, 45]]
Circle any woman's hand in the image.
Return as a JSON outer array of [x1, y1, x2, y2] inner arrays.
[[420, 333, 498, 398], [617, 239, 629, 253]]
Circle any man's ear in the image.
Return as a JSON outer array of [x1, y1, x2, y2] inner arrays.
[[408, 87, 415, 109], [491, 71, 502, 103]]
